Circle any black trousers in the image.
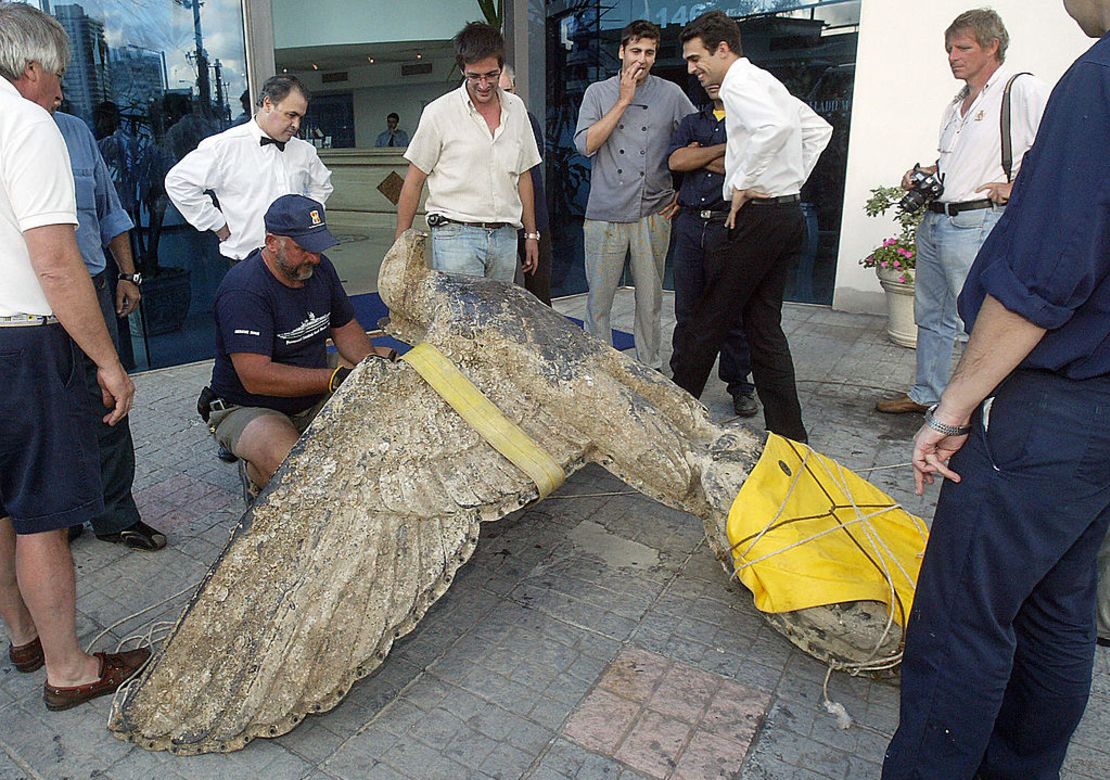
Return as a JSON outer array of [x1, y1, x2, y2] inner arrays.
[[670, 202, 807, 442]]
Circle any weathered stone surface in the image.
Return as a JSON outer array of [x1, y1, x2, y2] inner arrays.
[[108, 231, 898, 754]]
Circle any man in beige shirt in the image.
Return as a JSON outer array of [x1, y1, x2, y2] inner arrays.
[[395, 22, 541, 282]]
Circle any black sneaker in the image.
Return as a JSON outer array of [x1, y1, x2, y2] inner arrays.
[[95, 521, 167, 551], [732, 392, 759, 418]]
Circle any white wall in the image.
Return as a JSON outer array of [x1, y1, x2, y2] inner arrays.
[[833, 0, 1092, 313], [271, 0, 479, 49]]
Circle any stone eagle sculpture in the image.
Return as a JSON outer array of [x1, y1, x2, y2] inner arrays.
[[108, 231, 898, 754]]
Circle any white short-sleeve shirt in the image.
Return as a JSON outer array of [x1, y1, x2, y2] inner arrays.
[[405, 85, 541, 228], [0, 78, 78, 317]]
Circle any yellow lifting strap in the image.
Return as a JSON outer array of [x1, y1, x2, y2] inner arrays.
[[726, 434, 928, 627], [401, 342, 566, 498]]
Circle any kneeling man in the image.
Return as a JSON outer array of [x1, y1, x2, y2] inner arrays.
[[205, 194, 391, 494]]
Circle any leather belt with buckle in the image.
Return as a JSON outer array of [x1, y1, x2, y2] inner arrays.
[[427, 214, 508, 230], [0, 314, 60, 327], [927, 198, 994, 216], [748, 194, 801, 206], [689, 208, 728, 220]]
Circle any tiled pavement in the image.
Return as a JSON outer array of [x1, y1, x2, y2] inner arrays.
[[1, 292, 1107, 779]]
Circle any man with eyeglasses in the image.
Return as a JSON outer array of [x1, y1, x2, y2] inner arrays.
[[395, 22, 541, 282]]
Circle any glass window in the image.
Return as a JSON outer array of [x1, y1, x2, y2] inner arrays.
[[49, 0, 248, 370], [544, 0, 860, 303]]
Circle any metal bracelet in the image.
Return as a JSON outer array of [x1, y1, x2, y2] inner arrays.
[[925, 404, 973, 437]]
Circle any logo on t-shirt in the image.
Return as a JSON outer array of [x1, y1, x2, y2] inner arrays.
[[278, 311, 330, 345]]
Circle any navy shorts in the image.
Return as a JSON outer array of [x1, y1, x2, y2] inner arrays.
[[0, 324, 102, 534]]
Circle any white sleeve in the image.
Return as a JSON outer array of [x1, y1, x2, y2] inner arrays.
[[1009, 75, 1051, 178], [798, 99, 832, 181], [403, 106, 441, 175], [6, 114, 77, 231], [722, 75, 792, 193], [164, 140, 227, 232], [305, 148, 333, 204]]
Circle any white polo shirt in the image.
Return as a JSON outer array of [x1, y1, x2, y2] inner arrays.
[[0, 78, 78, 317], [935, 65, 1049, 203], [164, 118, 333, 260], [405, 84, 541, 228]]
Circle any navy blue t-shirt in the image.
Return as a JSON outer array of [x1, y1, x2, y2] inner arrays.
[[210, 250, 356, 415], [959, 33, 1110, 379]]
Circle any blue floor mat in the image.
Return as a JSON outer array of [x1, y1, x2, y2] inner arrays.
[[347, 292, 635, 354]]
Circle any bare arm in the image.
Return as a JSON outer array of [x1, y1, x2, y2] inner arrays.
[[107, 231, 141, 317], [395, 163, 428, 239], [582, 65, 641, 156], [911, 295, 1046, 494], [230, 352, 333, 397], [668, 142, 726, 172], [330, 319, 374, 365], [24, 224, 133, 424], [517, 172, 538, 274]]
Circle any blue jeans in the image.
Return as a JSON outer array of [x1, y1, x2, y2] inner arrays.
[[670, 211, 754, 397], [909, 206, 1003, 406], [883, 369, 1110, 780], [430, 223, 518, 282]]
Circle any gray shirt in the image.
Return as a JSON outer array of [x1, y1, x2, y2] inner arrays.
[[574, 74, 695, 222]]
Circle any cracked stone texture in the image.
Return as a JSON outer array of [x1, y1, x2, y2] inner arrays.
[[0, 286, 1106, 778]]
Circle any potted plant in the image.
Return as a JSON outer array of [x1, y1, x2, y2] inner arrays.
[[861, 186, 922, 348]]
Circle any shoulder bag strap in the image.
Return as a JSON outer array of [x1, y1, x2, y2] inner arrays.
[[1001, 72, 1033, 182]]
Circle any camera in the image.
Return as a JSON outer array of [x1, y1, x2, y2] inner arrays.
[[899, 164, 944, 213]]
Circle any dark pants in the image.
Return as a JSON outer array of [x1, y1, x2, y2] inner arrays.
[[670, 202, 806, 442], [81, 272, 141, 536], [883, 369, 1110, 780], [670, 210, 753, 397], [516, 230, 553, 306]]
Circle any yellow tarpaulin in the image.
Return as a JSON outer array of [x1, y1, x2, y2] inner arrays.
[[726, 434, 928, 627]]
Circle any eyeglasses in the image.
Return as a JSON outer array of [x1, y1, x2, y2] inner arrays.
[[464, 69, 502, 85]]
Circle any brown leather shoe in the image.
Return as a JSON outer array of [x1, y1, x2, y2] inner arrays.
[[8, 636, 44, 673], [43, 648, 151, 711], [875, 394, 929, 415]]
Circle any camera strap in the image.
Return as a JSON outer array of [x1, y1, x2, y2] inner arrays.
[[1000, 72, 1033, 183]]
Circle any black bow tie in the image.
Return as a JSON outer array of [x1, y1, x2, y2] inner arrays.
[[260, 136, 286, 152]]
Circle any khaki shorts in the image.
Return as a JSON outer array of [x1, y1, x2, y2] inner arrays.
[[209, 397, 327, 455]]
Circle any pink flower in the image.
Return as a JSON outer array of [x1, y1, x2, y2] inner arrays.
[[892, 260, 901, 268], [882, 238, 896, 247], [897, 247, 913, 258]]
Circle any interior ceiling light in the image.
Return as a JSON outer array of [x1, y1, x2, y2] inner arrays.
[[415, 52, 422, 59], [311, 63, 318, 70], [367, 57, 375, 63]]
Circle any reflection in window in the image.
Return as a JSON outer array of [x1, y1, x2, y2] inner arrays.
[[47, 0, 247, 370]]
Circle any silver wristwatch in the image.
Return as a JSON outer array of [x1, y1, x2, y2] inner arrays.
[[924, 404, 972, 436], [118, 272, 143, 285]]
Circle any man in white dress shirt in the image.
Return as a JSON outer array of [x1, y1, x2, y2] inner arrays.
[[673, 11, 831, 443], [875, 9, 1047, 415], [164, 74, 333, 263], [395, 22, 540, 282]]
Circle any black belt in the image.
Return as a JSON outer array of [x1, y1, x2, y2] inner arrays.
[[428, 214, 508, 230], [684, 207, 729, 220], [927, 198, 994, 216], [748, 194, 801, 206]]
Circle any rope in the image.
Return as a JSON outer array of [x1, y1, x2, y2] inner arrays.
[[724, 440, 925, 726]]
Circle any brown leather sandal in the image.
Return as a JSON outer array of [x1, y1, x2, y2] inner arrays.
[[42, 648, 151, 711], [8, 636, 44, 673]]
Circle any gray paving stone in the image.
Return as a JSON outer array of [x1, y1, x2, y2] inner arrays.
[[480, 742, 535, 779]]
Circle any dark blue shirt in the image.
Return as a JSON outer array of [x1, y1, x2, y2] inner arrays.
[[959, 32, 1110, 380], [668, 107, 728, 211], [211, 250, 356, 415], [526, 110, 549, 232]]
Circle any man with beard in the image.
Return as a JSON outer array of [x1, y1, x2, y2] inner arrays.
[[204, 195, 392, 495]]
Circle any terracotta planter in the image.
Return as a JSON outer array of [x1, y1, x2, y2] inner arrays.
[[876, 267, 916, 348]]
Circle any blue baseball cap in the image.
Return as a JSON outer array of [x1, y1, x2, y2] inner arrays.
[[263, 194, 339, 253]]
